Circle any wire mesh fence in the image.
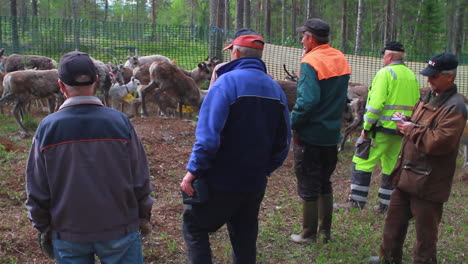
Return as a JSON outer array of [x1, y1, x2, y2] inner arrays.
[[1, 16, 466, 95]]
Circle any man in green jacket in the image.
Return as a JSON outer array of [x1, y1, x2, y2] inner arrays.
[[290, 18, 351, 244], [337, 41, 420, 213]]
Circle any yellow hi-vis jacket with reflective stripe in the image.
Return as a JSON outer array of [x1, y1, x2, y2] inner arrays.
[[363, 61, 420, 134]]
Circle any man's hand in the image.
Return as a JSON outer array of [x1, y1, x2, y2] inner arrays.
[[396, 121, 412, 135], [360, 130, 368, 138], [180, 171, 196, 196], [393, 112, 412, 135], [139, 219, 152, 237], [293, 132, 302, 146], [37, 227, 55, 259]]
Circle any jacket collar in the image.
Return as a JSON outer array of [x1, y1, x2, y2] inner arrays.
[[58, 96, 104, 110], [426, 85, 458, 107], [216, 57, 267, 79]]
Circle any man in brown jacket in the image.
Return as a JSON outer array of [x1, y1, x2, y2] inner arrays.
[[369, 52, 466, 264]]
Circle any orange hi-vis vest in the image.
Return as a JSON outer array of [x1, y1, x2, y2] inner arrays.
[[299, 44, 351, 80]]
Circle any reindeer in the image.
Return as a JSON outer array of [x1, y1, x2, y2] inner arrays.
[[1, 53, 56, 72], [275, 80, 297, 111], [90, 58, 113, 107], [109, 77, 141, 112], [0, 69, 62, 136], [137, 58, 218, 117], [142, 61, 201, 118], [123, 55, 170, 69]]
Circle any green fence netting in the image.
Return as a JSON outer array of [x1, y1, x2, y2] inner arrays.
[[1, 16, 467, 95]]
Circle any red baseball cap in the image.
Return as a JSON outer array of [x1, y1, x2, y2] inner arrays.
[[223, 35, 265, 51]]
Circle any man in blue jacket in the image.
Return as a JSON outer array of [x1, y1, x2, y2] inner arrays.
[[180, 34, 291, 264], [25, 51, 153, 263]]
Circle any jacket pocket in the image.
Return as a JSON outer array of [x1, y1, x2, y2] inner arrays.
[[354, 137, 372, 160], [397, 159, 432, 196]]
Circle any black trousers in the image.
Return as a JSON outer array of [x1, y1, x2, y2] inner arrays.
[[182, 190, 265, 264], [294, 143, 338, 201]]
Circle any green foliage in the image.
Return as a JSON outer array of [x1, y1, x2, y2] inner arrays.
[[39, 26, 65, 54], [22, 114, 39, 132], [0, 144, 15, 164]]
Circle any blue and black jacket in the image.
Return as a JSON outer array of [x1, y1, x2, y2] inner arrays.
[[26, 96, 153, 243], [186, 57, 291, 192]]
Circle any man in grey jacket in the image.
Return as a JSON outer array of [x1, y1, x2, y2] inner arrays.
[[25, 51, 153, 263]]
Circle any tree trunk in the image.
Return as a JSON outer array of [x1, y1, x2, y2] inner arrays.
[[383, 0, 391, 45], [32, 0, 38, 16], [104, 0, 109, 22], [340, 0, 347, 52], [210, 0, 217, 27], [306, 0, 315, 19], [71, 0, 80, 50], [354, 0, 364, 55], [453, 0, 465, 57], [291, 0, 297, 38], [10, 0, 20, 53], [282, 0, 286, 42], [236, 0, 244, 30], [217, 0, 225, 28], [190, 0, 195, 27], [225, 0, 231, 32], [244, 0, 251, 28], [264, 0, 271, 38]]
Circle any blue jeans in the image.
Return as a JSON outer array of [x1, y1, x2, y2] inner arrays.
[[52, 232, 143, 264]]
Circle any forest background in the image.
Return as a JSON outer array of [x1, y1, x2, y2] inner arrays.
[[0, 0, 467, 92]]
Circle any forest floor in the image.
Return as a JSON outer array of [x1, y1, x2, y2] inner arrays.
[[0, 108, 466, 264]]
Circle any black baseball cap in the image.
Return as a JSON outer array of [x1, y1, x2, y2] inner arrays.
[[296, 18, 330, 37], [58, 51, 97, 86], [380, 41, 405, 54], [420, 52, 458, 77], [233, 28, 259, 38]]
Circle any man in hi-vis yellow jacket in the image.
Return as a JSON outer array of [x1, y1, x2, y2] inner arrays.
[[337, 41, 420, 213]]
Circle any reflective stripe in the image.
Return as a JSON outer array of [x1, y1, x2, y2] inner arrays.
[[350, 194, 368, 202], [383, 105, 414, 111], [364, 115, 377, 124], [366, 105, 382, 115], [351, 184, 370, 192], [384, 67, 397, 80], [379, 116, 395, 121], [378, 188, 394, 195], [379, 198, 390, 205]]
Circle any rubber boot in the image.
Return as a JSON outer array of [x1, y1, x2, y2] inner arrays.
[[318, 194, 333, 243], [291, 200, 318, 244]]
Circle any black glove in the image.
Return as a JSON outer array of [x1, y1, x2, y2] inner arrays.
[[37, 227, 55, 259], [139, 219, 152, 238]]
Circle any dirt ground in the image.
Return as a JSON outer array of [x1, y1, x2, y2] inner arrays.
[[1, 111, 465, 263], [0, 113, 301, 263]]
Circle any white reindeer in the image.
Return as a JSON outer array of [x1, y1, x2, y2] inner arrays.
[[109, 77, 141, 113]]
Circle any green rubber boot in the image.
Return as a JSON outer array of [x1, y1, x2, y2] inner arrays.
[[291, 200, 318, 243]]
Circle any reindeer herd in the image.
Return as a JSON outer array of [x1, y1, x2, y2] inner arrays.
[[0, 48, 372, 152]]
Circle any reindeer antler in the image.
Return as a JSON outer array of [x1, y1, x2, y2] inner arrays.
[[283, 64, 297, 82]]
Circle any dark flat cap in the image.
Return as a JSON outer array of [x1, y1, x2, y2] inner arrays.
[[296, 18, 330, 37], [381, 41, 405, 54], [420, 52, 458, 77]]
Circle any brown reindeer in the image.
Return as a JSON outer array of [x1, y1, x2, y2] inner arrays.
[[0, 69, 62, 136], [1, 53, 56, 72], [124, 54, 171, 69], [142, 61, 201, 118]]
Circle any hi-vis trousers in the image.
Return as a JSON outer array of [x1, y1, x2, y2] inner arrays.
[[350, 132, 402, 206]]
